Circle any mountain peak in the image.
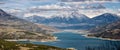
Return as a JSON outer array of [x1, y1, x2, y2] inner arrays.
[[0, 9, 10, 16], [102, 13, 117, 17], [91, 13, 120, 25], [71, 12, 88, 18], [51, 11, 89, 19], [93, 13, 119, 19]]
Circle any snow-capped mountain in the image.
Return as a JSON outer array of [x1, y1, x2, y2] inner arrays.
[[25, 13, 120, 30], [26, 12, 90, 24]]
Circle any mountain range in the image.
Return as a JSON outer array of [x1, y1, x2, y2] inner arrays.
[[25, 12, 120, 30], [26, 12, 90, 24]]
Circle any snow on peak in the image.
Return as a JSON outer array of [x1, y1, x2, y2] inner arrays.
[[51, 11, 88, 19], [24, 11, 88, 19]]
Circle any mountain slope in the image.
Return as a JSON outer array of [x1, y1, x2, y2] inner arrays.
[[91, 13, 120, 25], [88, 20, 120, 39], [90, 13, 120, 32], [88, 13, 120, 39], [0, 9, 56, 41]]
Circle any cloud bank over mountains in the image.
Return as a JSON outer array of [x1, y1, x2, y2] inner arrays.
[[0, 0, 120, 18]]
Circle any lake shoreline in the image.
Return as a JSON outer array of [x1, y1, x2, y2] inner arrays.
[[5, 31, 120, 50], [82, 34, 120, 41], [5, 36, 59, 42], [54, 30, 120, 41], [68, 30, 120, 41]]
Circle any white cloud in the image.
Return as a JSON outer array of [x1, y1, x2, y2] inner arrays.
[[24, 11, 58, 18], [78, 9, 120, 18], [30, 4, 72, 10], [7, 9, 22, 13], [24, 8, 120, 18]]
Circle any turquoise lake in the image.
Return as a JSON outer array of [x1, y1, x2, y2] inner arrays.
[[26, 32, 120, 50]]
